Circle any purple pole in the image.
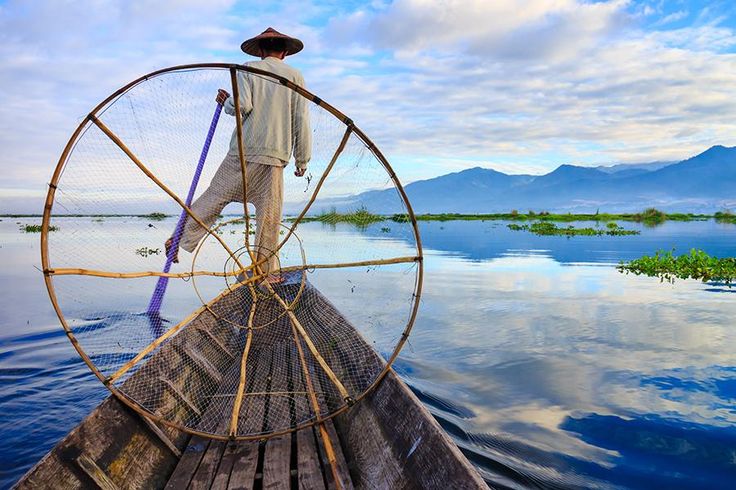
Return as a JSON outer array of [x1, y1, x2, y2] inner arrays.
[[147, 101, 223, 315]]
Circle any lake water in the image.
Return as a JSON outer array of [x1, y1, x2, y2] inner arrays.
[[1, 217, 735, 489]]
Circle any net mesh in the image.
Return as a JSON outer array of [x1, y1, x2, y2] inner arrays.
[[43, 64, 422, 439]]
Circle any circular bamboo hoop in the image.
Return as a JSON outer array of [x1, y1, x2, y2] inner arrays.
[[40, 63, 424, 441], [190, 219, 309, 330]]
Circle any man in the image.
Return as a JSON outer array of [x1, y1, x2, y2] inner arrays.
[[167, 28, 311, 285]]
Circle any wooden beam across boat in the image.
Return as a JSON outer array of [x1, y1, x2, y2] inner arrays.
[[14, 283, 485, 489]]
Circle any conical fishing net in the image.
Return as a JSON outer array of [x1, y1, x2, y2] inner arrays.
[[41, 64, 423, 440]]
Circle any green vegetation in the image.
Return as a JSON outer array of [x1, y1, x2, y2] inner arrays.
[[2, 208, 727, 225], [618, 249, 736, 286], [631, 207, 667, 225], [715, 210, 736, 223], [390, 208, 709, 224], [20, 224, 58, 233], [302, 207, 384, 227], [507, 221, 639, 237], [145, 212, 168, 221]]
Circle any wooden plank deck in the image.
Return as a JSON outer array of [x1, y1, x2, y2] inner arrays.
[[163, 340, 354, 489]]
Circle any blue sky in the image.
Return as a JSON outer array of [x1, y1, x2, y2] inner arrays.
[[1, 0, 735, 212]]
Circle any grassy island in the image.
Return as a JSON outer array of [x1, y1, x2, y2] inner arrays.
[[507, 221, 639, 236], [298, 207, 719, 229]]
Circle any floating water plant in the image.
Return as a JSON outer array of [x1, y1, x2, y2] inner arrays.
[[305, 206, 385, 227], [507, 221, 639, 237], [618, 249, 736, 286], [145, 212, 168, 221], [21, 224, 58, 233]]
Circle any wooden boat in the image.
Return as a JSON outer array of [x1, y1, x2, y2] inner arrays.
[[15, 281, 486, 489]]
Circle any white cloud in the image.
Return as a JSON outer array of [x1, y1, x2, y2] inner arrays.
[[1, 0, 736, 213], [654, 9, 688, 26], [327, 0, 631, 61]]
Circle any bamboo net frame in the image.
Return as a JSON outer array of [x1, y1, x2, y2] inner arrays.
[[40, 63, 424, 443]]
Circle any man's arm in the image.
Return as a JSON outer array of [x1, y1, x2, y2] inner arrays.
[[292, 74, 312, 175], [222, 73, 253, 116]]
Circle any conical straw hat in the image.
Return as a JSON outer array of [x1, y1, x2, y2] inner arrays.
[[241, 27, 304, 57]]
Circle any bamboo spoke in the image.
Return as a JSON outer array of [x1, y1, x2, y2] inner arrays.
[[287, 309, 351, 402], [89, 116, 247, 275], [106, 277, 257, 384], [260, 279, 352, 403], [278, 255, 420, 274], [229, 327, 253, 437], [46, 267, 241, 279], [275, 126, 352, 255], [230, 68, 257, 267], [290, 321, 343, 489]]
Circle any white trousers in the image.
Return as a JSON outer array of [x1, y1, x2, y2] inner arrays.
[[180, 154, 284, 274]]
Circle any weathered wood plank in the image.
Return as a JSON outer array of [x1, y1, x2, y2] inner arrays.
[[198, 326, 236, 360], [224, 442, 260, 490], [76, 455, 120, 490], [164, 436, 210, 490], [266, 342, 291, 433], [307, 351, 353, 490], [297, 428, 325, 490], [174, 343, 224, 385], [15, 393, 186, 490], [289, 345, 312, 427], [210, 442, 237, 490], [237, 344, 272, 436], [262, 435, 291, 489], [138, 413, 183, 458], [185, 358, 240, 489], [188, 440, 226, 490], [287, 338, 326, 490]]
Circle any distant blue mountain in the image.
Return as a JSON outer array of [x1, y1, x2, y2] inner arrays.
[[323, 145, 736, 214]]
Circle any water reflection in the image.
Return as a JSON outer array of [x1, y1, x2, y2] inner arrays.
[[1, 218, 736, 488], [367, 219, 736, 264]]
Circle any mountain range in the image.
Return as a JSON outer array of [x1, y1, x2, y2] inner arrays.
[[317, 145, 736, 214]]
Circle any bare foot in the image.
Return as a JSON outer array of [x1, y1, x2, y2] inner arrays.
[[258, 274, 284, 290], [264, 274, 285, 284], [164, 238, 179, 263]]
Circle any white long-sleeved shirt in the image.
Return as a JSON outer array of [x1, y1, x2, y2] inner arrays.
[[224, 57, 312, 170]]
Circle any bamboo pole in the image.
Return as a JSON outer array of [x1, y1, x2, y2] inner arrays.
[[275, 126, 352, 255], [106, 279, 251, 384], [229, 68, 258, 268], [287, 309, 350, 402], [349, 124, 425, 399], [41, 117, 111, 390], [228, 327, 253, 437], [279, 255, 420, 273], [46, 267, 240, 279], [45, 254, 418, 280], [228, 68, 261, 349], [261, 280, 351, 403]]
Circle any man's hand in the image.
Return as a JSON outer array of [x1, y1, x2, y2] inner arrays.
[[164, 237, 179, 264], [216, 89, 230, 105], [294, 167, 306, 177]]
